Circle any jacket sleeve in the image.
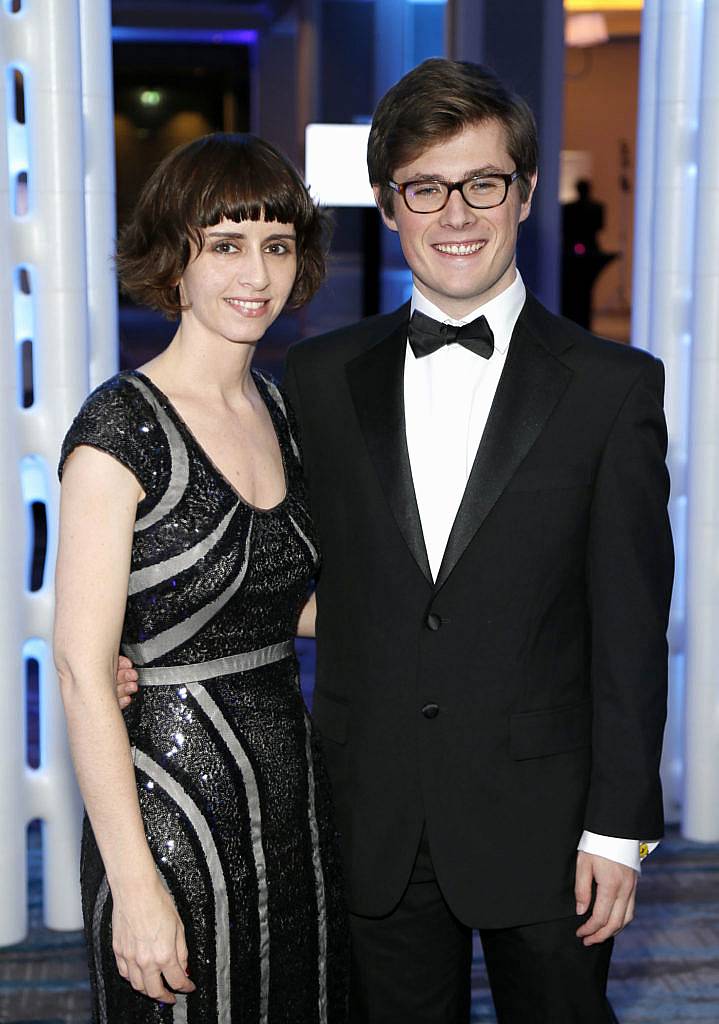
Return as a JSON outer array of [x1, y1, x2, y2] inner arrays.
[[584, 356, 674, 839]]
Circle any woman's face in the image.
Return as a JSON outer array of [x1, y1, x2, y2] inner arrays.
[[178, 216, 297, 346]]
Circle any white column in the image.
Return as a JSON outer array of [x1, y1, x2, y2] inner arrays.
[[683, 0, 719, 841], [0, 12, 30, 945], [0, 0, 117, 943], [23, 0, 88, 936], [630, 0, 660, 352], [80, 0, 119, 389], [633, 0, 704, 822]]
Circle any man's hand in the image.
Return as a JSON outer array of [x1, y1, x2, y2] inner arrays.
[[575, 851, 637, 946], [116, 655, 138, 709]]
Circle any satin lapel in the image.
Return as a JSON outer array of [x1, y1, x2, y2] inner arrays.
[[434, 314, 573, 591], [346, 314, 433, 583]]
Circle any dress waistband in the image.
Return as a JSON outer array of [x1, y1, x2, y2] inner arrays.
[[132, 639, 295, 687]]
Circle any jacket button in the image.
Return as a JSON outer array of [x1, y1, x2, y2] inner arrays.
[[426, 612, 442, 631], [421, 703, 440, 719]]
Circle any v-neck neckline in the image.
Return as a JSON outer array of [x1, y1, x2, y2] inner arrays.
[[130, 369, 290, 514]]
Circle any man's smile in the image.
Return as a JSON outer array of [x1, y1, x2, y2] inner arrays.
[[432, 240, 487, 256]]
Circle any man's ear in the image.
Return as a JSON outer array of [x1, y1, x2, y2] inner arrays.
[[372, 184, 399, 233], [519, 171, 538, 224]]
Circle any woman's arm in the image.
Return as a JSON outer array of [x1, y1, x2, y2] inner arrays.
[[296, 591, 316, 638], [54, 446, 195, 1004]]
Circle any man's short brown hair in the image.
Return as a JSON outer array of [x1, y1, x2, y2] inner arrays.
[[117, 133, 329, 318], [368, 58, 538, 216]]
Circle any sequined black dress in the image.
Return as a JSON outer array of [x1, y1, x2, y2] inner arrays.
[[59, 369, 348, 1024]]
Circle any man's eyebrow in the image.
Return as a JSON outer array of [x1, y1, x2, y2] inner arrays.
[[400, 166, 508, 181]]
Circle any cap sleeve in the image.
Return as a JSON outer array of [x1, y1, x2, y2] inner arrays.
[[255, 370, 303, 464], [58, 373, 169, 497]]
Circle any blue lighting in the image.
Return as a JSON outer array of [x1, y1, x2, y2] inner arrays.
[[13, 266, 33, 345], [6, 66, 29, 182], [23, 638, 45, 771], [21, 455, 46, 505], [112, 27, 258, 46]]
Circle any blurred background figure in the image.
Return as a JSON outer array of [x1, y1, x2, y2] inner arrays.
[[561, 178, 616, 328]]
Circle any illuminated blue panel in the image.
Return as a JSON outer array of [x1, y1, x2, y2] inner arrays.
[[14, 266, 34, 406], [21, 457, 48, 593], [412, 3, 445, 63], [112, 27, 258, 45], [6, 65, 29, 215], [13, 267, 32, 342], [20, 455, 46, 505], [23, 638, 44, 770], [6, 70, 28, 177], [381, 268, 414, 311]]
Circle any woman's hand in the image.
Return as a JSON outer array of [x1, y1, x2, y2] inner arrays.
[[112, 878, 196, 1003], [116, 655, 138, 709]]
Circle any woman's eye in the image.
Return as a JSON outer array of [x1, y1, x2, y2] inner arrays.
[[265, 243, 292, 255], [213, 241, 238, 254]]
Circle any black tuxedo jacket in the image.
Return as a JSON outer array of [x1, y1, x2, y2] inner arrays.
[[284, 293, 673, 929]]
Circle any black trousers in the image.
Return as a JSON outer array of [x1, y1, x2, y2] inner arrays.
[[349, 829, 619, 1024]]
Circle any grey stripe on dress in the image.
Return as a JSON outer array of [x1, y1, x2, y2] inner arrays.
[[123, 517, 253, 665], [133, 747, 232, 1023], [92, 876, 110, 1024], [129, 501, 240, 596], [288, 512, 319, 567], [187, 683, 271, 1024], [303, 710, 329, 1024], [262, 378, 301, 462], [127, 376, 190, 533], [135, 639, 294, 686], [172, 994, 188, 1024]]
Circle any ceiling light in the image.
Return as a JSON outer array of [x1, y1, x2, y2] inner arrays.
[[139, 90, 161, 107], [565, 12, 610, 46]]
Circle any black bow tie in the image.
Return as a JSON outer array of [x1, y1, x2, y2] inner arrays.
[[407, 309, 494, 360]]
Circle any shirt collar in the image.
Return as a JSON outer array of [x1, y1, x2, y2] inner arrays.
[[409, 270, 526, 355]]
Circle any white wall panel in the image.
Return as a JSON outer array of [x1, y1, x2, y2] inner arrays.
[[683, 0, 719, 841]]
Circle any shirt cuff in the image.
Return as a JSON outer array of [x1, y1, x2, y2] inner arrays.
[[577, 831, 660, 872]]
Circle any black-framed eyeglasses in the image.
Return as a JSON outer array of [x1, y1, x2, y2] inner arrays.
[[388, 170, 521, 214]]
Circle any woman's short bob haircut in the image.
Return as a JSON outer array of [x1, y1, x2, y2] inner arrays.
[[368, 58, 538, 217], [117, 133, 330, 318]]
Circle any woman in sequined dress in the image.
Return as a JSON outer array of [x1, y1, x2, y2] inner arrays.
[[54, 134, 348, 1023]]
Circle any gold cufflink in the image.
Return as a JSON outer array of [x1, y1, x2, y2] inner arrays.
[[639, 842, 649, 860]]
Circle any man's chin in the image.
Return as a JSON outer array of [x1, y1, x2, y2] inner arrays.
[[420, 281, 503, 318]]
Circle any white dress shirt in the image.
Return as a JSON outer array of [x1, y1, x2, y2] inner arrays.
[[403, 271, 650, 872]]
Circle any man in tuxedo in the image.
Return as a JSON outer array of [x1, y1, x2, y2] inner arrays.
[[282, 59, 673, 1022], [115, 58, 672, 1023]]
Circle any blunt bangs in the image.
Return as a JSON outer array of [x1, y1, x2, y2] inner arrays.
[[181, 136, 317, 251]]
